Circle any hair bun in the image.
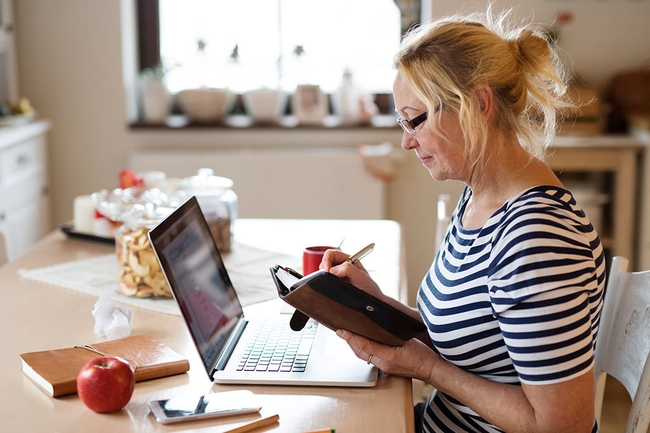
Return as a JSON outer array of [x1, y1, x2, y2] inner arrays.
[[508, 39, 522, 61], [512, 28, 550, 64]]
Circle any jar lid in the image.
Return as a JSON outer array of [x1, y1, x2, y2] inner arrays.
[[180, 168, 233, 194], [91, 187, 187, 223]]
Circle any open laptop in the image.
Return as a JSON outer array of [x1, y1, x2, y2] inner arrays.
[[148, 196, 377, 387]]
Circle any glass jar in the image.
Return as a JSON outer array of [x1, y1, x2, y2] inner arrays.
[[180, 168, 238, 252], [116, 217, 172, 298], [92, 186, 187, 298]]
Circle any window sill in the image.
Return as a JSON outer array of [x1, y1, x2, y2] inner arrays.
[[129, 114, 401, 130]]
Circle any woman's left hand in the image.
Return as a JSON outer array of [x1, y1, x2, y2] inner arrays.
[[335, 328, 439, 383]]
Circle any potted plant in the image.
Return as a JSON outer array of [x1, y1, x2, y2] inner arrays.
[[139, 63, 172, 123], [243, 87, 287, 124]]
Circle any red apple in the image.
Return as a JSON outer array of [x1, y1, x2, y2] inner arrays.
[[77, 356, 135, 413]]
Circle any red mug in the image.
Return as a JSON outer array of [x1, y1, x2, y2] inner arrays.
[[302, 246, 338, 275]]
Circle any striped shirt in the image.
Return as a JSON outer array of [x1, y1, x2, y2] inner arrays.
[[418, 186, 605, 433]]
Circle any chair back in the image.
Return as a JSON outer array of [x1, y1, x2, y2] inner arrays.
[[594, 256, 650, 433]]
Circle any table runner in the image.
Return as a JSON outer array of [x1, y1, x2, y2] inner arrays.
[[19, 242, 301, 315]]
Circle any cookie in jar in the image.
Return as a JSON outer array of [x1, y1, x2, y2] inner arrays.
[[116, 220, 171, 298]]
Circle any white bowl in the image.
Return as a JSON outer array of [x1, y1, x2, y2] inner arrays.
[[243, 88, 287, 122], [176, 87, 234, 122]]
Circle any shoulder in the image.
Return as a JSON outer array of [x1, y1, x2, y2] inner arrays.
[[487, 186, 605, 307], [487, 185, 602, 282], [491, 186, 595, 247]]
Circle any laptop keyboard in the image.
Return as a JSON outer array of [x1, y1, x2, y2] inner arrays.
[[237, 319, 318, 373]]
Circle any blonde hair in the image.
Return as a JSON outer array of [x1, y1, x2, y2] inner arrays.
[[394, 7, 572, 162]]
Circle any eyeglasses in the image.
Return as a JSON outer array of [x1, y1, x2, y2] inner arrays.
[[396, 111, 428, 134]]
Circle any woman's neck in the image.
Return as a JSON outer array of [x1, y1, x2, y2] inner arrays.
[[461, 133, 561, 229]]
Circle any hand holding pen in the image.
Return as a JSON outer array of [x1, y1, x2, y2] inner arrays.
[[344, 243, 375, 265], [332, 242, 383, 299], [318, 242, 375, 274]]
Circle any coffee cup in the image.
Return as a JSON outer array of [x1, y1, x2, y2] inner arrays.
[[303, 246, 338, 275]]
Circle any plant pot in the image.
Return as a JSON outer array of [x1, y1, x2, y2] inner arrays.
[[140, 79, 171, 123], [176, 87, 235, 122], [243, 88, 287, 123]]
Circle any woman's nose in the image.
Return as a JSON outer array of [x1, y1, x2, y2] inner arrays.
[[401, 133, 417, 151]]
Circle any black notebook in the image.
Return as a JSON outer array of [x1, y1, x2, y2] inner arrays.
[[270, 265, 434, 349]]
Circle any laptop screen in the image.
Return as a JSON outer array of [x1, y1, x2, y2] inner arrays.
[[149, 196, 243, 371]]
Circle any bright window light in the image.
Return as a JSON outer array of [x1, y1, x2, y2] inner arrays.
[[159, 0, 401, 94]]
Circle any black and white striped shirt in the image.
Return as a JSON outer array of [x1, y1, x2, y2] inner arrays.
[[418, 186, 605, 433]]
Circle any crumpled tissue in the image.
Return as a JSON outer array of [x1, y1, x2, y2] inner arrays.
[[92, 292, 134, 340]]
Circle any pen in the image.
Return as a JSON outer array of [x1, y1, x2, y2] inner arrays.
[[223, 413, 280, 433], [344, 242, 375, 265], [301, 430, 336, 433], [280, 265, 303, 279]]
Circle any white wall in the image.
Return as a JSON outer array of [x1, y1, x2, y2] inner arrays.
[[14, 0, 131, 225], [428, 0, 650, 92], [13, 0, 650, 303]]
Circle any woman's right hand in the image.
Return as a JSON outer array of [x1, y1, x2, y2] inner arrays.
[[319, 249, 384, 299]]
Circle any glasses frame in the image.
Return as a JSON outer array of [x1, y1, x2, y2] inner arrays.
[[396, 111, 428, 134]]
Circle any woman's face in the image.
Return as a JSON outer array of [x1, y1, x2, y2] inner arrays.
[[393, 71, 469, 182]]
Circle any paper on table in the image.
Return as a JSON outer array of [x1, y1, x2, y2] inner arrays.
[[19, 253, 181, 315], [92, 291, 133, 340], [19, 242, 301, 315]]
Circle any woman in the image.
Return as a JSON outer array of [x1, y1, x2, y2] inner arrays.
[[322, 8, 605, 433]]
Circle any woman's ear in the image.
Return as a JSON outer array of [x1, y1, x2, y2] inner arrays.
[[474, 84, 493, 120]]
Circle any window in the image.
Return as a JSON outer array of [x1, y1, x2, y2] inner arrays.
[[140, 0, 416, 95]]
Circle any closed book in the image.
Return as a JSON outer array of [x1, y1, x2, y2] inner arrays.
[[19, 334, 190, 397]]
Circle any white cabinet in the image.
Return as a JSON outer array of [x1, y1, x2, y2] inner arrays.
[[130, 147, 386, 220], [0, 120, 51, 262]]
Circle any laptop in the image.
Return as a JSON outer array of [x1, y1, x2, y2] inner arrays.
[[148, 196, 377, 387]]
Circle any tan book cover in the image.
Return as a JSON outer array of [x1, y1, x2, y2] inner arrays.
[[19, 334, 190, 397]]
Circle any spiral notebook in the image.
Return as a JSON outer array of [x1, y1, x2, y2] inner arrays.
[[148, 196, 377, 387]]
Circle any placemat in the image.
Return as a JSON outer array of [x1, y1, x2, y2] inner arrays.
[[18, 242, 301, 315]]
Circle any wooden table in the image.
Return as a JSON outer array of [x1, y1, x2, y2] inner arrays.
[[0, 219, 414, 433]]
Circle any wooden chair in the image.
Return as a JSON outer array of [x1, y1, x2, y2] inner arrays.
[[594, 256, 650, 433]]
